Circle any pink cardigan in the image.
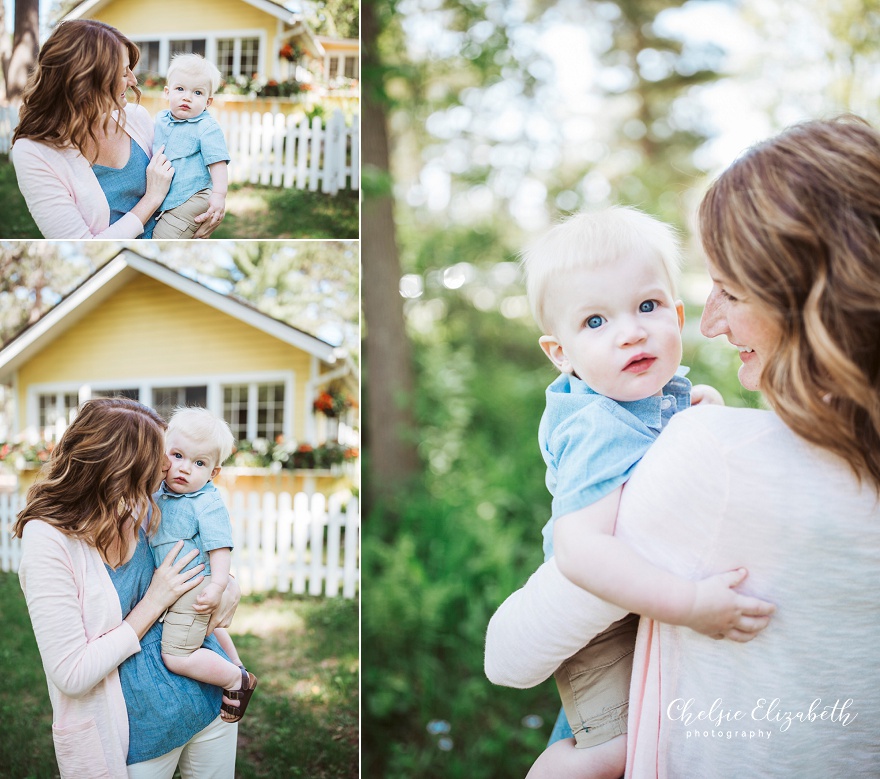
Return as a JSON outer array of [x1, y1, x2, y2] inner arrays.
[[19, 520, 143, 778], [11, 104, 154, 239]]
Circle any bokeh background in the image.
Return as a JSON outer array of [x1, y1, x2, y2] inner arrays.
[[361, 0, 880, 776]]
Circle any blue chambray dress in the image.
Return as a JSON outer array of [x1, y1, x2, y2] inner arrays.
[[104, 529, 228, 764], [92, 137, 159, 239]]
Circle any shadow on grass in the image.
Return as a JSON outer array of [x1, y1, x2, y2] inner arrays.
[[0, 573, 358, 779]]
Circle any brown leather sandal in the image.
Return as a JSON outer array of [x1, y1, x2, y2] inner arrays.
[[221, 665, 258, 723]]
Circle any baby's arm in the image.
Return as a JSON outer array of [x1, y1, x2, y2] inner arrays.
[[196, 547, 231, 612], [691, 384, 725, 406], [553, 489, 775, 640], [204, 161, 227, 222]]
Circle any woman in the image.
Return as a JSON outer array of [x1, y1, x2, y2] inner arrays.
[[14, 397, 241, 778], [485, 115, 880, 777], [11, 20, 223, 239]]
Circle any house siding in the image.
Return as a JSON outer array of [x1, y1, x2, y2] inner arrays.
[[17, 275, 313, 437]]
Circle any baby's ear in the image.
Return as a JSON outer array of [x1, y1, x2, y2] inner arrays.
[[675, 300, 685, 331], [211, 465, 221, 480], [206, 95, 213, 108], [539, 335, 573, 374]]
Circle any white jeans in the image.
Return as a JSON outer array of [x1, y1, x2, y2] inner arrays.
[[127, 716, 237, 779]]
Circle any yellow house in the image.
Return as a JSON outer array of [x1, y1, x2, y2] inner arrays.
[[0, 250, 358, 497], [60, 0, 358, 91]]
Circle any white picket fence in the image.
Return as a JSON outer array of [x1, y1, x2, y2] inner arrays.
[[0, 105, 359, 194], [0, 490, 360, 598]]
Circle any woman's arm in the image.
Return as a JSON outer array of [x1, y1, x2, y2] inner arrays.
[[485, 556, 628, 688], [19, 523, 142, 698]]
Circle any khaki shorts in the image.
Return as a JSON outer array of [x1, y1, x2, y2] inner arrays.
[[161, 577, 213, 656], [152, 189, 211, 239], [554, 612, 639, 748]]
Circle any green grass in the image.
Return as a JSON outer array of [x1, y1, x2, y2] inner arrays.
[[0, 572, 358, 778], [0, 156, 359, 239], [0, 155, 41, 238]]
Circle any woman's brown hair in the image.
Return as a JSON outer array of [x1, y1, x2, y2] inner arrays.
[[13, 20, 141, 160], [699, 114, 880, 487], [14, 397, 167, 565]]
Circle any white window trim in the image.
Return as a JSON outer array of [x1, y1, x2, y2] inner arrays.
[[26, 370, 296, 442], [128, 29, 267, 77]]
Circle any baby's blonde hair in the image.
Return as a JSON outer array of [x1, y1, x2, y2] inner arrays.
[[166, 53, 222, 97], [167, 406, 235, 466], [521, 206, 682, 333]]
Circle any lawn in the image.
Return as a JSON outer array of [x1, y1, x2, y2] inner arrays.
[[0, 572, 358, 778], [0, 156, 359, 240]]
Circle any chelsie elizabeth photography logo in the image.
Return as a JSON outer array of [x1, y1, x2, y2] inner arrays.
[[667, 697, 858, 741]]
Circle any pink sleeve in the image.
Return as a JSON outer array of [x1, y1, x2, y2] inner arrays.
[[19, 522, 141, 698], [11, 140, 145, 240], [485, 556, 628, 688]]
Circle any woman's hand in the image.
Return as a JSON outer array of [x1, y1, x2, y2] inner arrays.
[[143, 540, 203, 612], [124, 541, 204, 640], [199, 576, 241, 635], [144, 145, 174, 206]]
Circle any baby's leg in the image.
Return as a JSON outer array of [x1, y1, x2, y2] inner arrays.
[[152, 189, 211, 238], [161, 580, 242, 689], [526, 734, 626, 779], [213, 627, 242, 666], [164, 647, 243, 690]]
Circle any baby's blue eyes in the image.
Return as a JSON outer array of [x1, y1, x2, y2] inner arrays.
[[586, 315, 604, 329], [639, 300, 656, 313]]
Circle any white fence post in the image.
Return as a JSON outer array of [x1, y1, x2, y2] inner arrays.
[[0, 488, 359, 598]]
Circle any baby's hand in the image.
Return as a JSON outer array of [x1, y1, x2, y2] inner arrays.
[[691, 384, 725, 406], [193, 582, 225, 613], [684, 568, 775, 642]]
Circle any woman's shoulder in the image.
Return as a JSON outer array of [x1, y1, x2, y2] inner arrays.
[[664, 402, 789, 453]]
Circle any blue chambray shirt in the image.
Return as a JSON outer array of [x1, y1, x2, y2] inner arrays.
[[153, 109, 230, 211], [150, 481, 234, 575], [540, 368, 692, 560]]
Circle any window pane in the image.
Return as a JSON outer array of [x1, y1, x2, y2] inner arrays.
[[135, 41, 160, 74], [223, 385, 248, 441], [256, 383, 284, 440], [343, 56, 357, 80], [153, 386, 207, 421], [217, 39, 235, 79], [328, 57, 339, 79], [170, 39, 206, 59], [93, 388, 140, 400], [240, 37, 259, 79]]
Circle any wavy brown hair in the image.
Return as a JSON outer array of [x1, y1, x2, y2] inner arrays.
[[699, 115, 880, 487], [13, 20, 141, 161], [14, 397, 167, 565]]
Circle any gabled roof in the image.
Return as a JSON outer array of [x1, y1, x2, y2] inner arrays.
[[0, 250, 340, 382], [62, 0, 306, 24]]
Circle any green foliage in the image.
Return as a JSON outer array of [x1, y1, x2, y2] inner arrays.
[[0, 155, 40, 239]]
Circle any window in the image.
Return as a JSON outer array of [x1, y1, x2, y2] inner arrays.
[[38, 393, 79, 439], [256, 384, 284, 440], [170, 39, 206, 58], [328, 57, 339, 79], [135, 41, 160, 74], [223, 382, 287, 443], [216, 36, 261, 79], [344, 56, 357, 80], [240, 37, 259, 79], [223, 385, 249, 441], [92, 388, 140, 400], [217, 39, 235, 79], [153, 386, 208, 421]]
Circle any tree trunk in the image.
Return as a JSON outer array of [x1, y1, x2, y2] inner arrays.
[[5, 0, 39, 104], [361, 0, 420, 512]]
